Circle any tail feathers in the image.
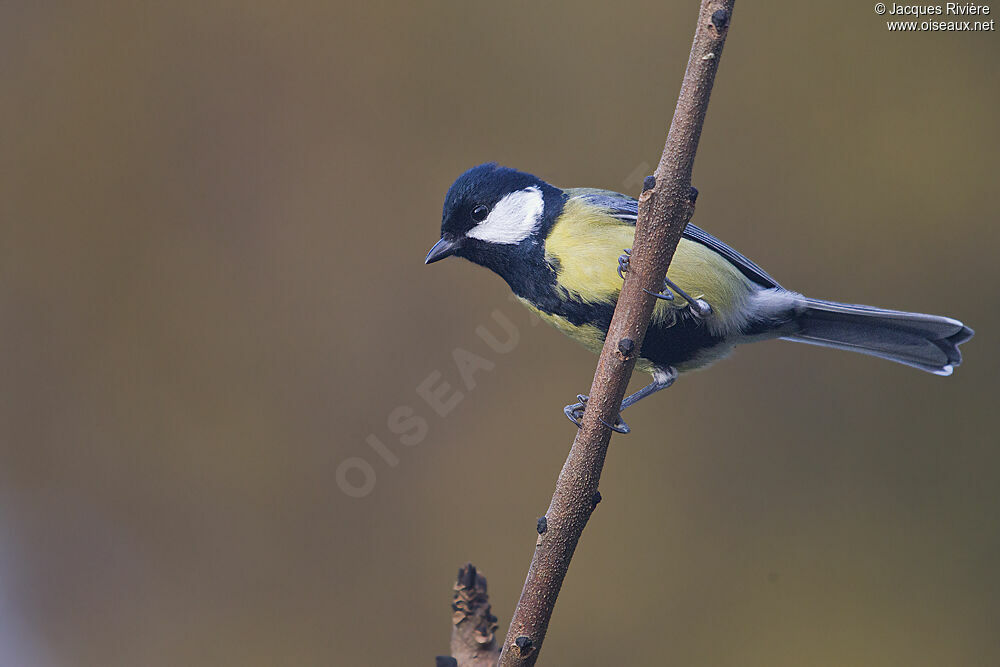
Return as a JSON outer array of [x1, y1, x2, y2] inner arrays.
[[782, 298, 974, 376]]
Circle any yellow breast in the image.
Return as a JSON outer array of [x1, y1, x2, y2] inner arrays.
[[515, 297, 608, 355], [543, 198, 753, 329]]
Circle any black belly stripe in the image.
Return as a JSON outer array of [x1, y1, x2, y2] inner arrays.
[[639, 313, 725, 367]]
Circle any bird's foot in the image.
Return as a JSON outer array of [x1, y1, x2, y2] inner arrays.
[[616, 249, 632, 281], [564, 394, 588, 427], [622, 248, 676, 302], [619, 248, 711, 317], [563, 394, 631, 434]]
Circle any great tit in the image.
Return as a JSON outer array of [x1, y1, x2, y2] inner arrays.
[[425, 163, 973, 431]]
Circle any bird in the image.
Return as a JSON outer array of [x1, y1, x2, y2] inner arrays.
[[425, 163, 974, 432]]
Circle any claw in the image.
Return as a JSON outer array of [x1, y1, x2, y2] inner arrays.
[[643, 286, 675, 301], [600, 416, 631, 434], [617, 249, 631, 280], [564, 394, 631, 434], [564, 395, 588, 428], [618, 249, 712, 316], [621, 248, 678, 303]]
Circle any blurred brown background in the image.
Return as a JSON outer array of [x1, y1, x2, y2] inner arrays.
[[2, 2, 998, 665]]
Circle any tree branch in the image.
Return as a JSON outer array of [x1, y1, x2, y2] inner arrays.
[[437, 563, 501, 667], [496, 2, 736, 665]]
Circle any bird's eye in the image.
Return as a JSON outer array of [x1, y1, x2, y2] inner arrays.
[[471, 205, 489, 222]]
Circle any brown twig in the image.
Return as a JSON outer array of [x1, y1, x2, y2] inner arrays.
[[437, 564, 501, 667], [495, 2, 736, 665]]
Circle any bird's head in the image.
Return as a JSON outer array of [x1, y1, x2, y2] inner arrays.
[[425, 164, 563, 273]]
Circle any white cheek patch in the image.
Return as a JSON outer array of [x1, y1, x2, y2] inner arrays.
[[466, 186, 544, 244]]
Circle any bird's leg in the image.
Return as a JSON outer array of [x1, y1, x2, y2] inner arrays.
[[620, 366, 677, 410], [617, 249, 712, 318], [652, 278, 713, 318], [564, 366, 678, 434]]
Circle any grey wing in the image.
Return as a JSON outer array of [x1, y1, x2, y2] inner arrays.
[[570, 189, 780, 289]]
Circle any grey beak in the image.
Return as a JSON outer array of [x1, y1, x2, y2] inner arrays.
[[424, 236, 459, 264]]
